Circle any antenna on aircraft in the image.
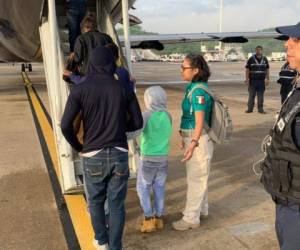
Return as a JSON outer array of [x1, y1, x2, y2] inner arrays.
[[122, 0, 132, 74]]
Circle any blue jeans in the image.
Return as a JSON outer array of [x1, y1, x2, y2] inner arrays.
[[67, 3, 86, 52], [82, 159, 109, 216], [276, 202, 300, 250], [83, 148, 129, 250], [136, 159, 168, 217]]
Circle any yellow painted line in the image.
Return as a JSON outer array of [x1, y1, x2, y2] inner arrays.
[[64, 195, 95, 248], [22, 72, 95, 250], [22, 72, 61, 182]]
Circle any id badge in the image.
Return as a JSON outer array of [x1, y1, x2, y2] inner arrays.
[[277, 118, 286, 132]]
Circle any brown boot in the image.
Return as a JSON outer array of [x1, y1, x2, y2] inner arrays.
[[140, 217, 156, 233], [154, 216, 164, 230]]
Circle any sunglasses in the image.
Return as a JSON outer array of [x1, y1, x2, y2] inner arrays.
[[181, 65, 194, 70]]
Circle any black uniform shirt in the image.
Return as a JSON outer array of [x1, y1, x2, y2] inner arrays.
[[278, 62, 297, 86], [292, 114, 300, 150], [245, 55, 269, 70]]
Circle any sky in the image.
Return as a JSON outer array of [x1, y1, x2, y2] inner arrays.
[[130, 0, 300, 34]]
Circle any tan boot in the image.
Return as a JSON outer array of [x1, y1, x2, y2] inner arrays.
[[140, 217, 156, 233], [154, 217, 164, 230]]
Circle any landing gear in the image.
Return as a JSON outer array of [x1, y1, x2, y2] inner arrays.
[[21, 63, 32, 72]]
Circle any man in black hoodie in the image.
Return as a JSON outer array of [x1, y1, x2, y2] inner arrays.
[[61, 46, 143, 250]]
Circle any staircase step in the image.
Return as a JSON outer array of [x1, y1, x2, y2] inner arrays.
[[59, 28, 69, 42], [55, 4, 65, 17], [57, 16, 67, 28], [60, 42, 70, 55], [86, 0, 96, 8]]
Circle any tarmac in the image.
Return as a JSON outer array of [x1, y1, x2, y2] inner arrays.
[[0, 61, 284, 250]]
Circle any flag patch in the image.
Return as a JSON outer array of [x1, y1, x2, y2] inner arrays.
[[196, 96, 205, 104]]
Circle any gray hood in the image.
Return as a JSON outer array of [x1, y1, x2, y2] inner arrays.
[[126, 86, 171, 141], [144, 86, 167, 111]]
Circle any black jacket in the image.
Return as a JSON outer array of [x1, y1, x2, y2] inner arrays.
[[61, 73, 143, 153], [261, 87, 300, 205], [277, 62, 297, 86], [74, 31, 113, 75], [245, 55, 269, 81]]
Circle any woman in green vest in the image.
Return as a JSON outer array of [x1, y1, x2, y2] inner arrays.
[[172, 53, 214, 231]]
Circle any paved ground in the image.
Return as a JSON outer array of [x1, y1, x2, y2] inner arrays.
[[0, 64, 68, 250], [0, 61, 284, 249], [124, 61, 282, 250]]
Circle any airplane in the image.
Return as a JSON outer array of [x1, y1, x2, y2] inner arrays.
[[0, 0, 286, 194], [0, 0, 141, 63], [0, 0, 286, 63], [121, 31, 286, 51]]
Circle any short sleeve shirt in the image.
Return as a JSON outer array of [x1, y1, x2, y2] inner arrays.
[[245, 55, 269, 69], [180, 82, 213, 129]]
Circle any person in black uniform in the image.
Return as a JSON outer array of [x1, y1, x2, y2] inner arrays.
[[245, 46, 270, 114], [261, 22, 300, 250], [277, 62, 297, 104]]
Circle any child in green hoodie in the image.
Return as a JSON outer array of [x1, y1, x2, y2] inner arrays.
[[136, 86, 173, 233]]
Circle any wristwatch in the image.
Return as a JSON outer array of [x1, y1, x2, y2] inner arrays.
[[191, 139, 199, 147]]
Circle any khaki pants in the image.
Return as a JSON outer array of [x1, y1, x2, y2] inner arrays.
[[182, 134, 214, 224]]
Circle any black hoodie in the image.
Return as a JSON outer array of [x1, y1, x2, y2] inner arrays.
[[61, 46, 143, 153]]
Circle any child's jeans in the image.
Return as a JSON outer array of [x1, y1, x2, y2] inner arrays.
[[136, 158, 168, 217]]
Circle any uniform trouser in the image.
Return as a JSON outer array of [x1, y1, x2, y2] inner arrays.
[[275, 202, 300, 250], [182, 134, 214, 224], [247, 82, 265, 112]]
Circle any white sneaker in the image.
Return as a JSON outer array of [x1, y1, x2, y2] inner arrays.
[[93, 239, 109, 250], [172, 218, 199, 231]]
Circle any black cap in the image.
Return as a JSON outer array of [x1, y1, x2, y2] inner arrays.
[[276, 22, 300, 39]]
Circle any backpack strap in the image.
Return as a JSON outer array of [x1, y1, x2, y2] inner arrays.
[[187, 84, 214, 131], [187, 84, 215, 101]]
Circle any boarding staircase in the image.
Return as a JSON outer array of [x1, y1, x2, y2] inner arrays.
[[39, 0, 137, 194]]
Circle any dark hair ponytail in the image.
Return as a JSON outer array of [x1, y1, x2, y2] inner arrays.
[[185, 53, 211, 82]]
